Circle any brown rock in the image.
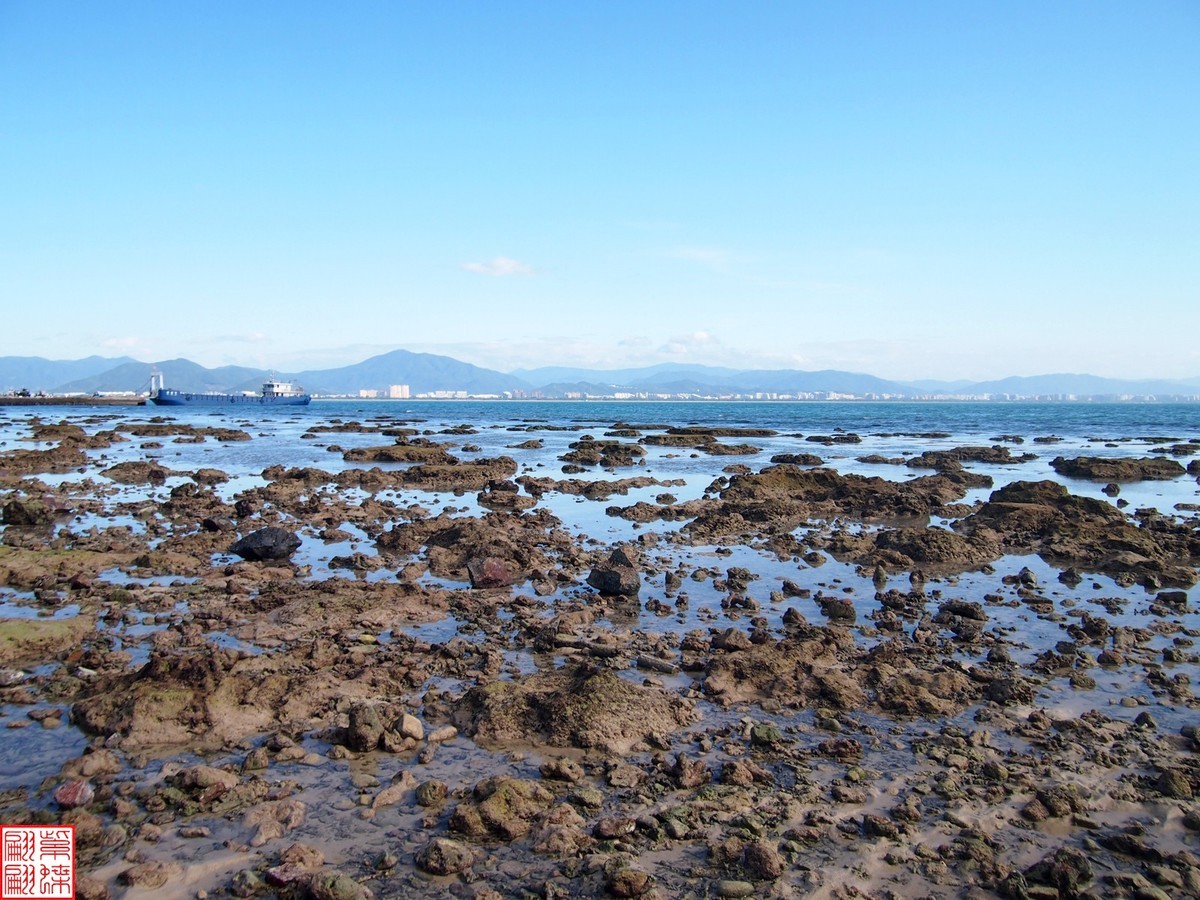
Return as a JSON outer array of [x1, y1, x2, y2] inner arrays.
[[448, 778, 554, 842], [415, 837, 477, 876], [415, 780, 448, 807], [265, 843, 324, 886], [670, 754, 712, 789], [592, 816, 636, 840], [245, 799, 306, 847], [607, 867, 652, 897], [346, 703, 385, 752], [1050, 456, 1186, 482], [66, 749, 122, 778], [371, 771, 417, 810], [586, 564, 640, 596], [1158, 768, 1195, 800], [466, 556, 519, 588], [863, 814, 901, 839], [743, 840, 786, 880], [457, 663, 695, 755], [539, 757, 585, 783], [306, 872, 373, 900], [75, 874, 110, 900], [722, 759, 773, 786], [176, 764, 239, 792]]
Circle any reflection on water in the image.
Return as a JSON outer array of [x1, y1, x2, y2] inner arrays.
[[0, 702, 90, 790]]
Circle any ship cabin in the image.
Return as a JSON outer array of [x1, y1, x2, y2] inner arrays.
[[262, 379, 305, 398]]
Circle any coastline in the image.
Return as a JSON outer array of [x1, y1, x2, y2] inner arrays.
[[4, 393, 1199, 409], [0, 396, 143, 407]]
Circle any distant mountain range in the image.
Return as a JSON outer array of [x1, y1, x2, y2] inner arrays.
[[1, 350, 1198, 400], [295, 351, 528, 395]]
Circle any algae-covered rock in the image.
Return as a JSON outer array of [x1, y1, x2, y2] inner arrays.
[[2, 499, 59, 529], [415, 837, 478, 874], [449, 777, 554, 842], [0, 616, 92, 667], [306, 871, 373, 900]]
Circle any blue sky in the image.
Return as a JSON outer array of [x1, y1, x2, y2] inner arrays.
[[1, 2, 1197, 379]]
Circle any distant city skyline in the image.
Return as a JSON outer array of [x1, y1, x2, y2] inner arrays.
[[1, 2, 1197, 380]]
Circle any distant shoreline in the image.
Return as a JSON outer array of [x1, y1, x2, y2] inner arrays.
[[3, 394, 1200, 407], [0, 395, 143, 407], [311, 396, 1200, 404]]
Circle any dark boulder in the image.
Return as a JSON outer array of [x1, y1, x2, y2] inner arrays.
[[346, 702, 385, 752], [229, 526, 301, 561], [1024, 847, 1093, 895], [769, 452, 824, 466], [587, 566, 641, 596], [587, 545, 641, 596]]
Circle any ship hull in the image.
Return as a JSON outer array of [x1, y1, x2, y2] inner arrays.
[[149, 390, 311, 407]]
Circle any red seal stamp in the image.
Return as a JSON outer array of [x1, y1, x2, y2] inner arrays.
[[1, 826, 75, 900]]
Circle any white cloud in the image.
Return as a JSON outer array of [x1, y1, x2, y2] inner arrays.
[[658, 330, 721, 357], [461, 256, 536, 277]]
